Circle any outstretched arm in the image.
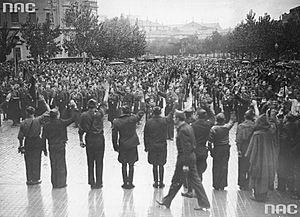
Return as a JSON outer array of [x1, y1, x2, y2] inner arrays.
[[112, 122, 119, 152]]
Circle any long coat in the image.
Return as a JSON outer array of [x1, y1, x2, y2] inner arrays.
[[112, 112, 144, 151], [144, 115, 171, 152], [246, 117, 277, 194], [176, 122, 197, 167]]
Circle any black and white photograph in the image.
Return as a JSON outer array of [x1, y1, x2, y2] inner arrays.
[[0, 0, 300, 216]]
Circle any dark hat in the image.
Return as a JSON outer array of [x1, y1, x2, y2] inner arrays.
[[153, 106, 161, 115], [122, 105, 131, 114], [26, 106, 35, 115], [286, 112, 295, 121], [175, 110, 186, 121], [87, 99, 97, 108], [244, 109, 255, 120], [49, 108, 59, 118], [196, 108, 207, 119], [184, 108, 193, 114], [216, 113, 225, 124]]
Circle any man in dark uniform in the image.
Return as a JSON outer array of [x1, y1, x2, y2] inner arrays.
[[184, 108, 195, 125], [42, 105, 78, 188], [221, 88, 234, 123], [8, 84, 21, 126], [19, 85, 30, 121], [157, 111, 210, 211], [78, 83, 109, 189], [72, 89, 83, 127], [144, 106, 174, 188], [112, 99, 145, 189], [236, 110, 255, 190], [122, 86, 134, 111], [235, 86, 250, 123], [159, 88, 178, 140], [54, 85, 67, 115], [145, 96, 156, 121], [208, 113, 235, 190], [81, 85, 89, 112], [107, 87, 119, 126], [182, 106, 215, 198], [17, 96, 50, 185]]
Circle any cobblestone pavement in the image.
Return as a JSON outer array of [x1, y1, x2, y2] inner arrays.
[[1, 115, 300, 217]]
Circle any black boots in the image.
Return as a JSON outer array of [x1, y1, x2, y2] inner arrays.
[[122, 164, 135, 189], [153, 165, 165, 188]]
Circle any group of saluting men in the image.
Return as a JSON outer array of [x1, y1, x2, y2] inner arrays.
[[16, 77, 300, 212]]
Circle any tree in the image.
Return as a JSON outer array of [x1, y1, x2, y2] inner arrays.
[[63, 2, 99, 57], [128, 21, 147, 57], [0, 23, 19, 62], [21, 17, 61, 62], [92, 16, 146, 59]]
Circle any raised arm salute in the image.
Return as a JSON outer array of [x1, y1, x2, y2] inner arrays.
[[17, 95, 50, 185], [112, 94, 145, 189], [78, 82, 109, 189]]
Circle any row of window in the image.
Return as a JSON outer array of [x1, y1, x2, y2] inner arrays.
[[0, 12, 52, 24], [10, 12, 36, 23]]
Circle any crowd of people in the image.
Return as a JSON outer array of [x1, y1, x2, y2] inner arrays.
[[1, 57, 300, 210]]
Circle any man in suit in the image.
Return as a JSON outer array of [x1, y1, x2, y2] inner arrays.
[[157, 111, 210, 211], [112, 99, 145, 189], [182, 106, 215, 198]]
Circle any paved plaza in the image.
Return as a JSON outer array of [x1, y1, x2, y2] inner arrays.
[[0, 115, 300, 217]]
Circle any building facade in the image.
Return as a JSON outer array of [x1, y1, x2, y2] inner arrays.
[[126, 15, 225, 42], [282, 6, 300, 24], [0, 0, 98, 61]]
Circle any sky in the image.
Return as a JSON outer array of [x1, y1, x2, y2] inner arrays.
[[97, 0, 299, 29]]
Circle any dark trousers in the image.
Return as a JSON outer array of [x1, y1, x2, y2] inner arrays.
[[212, 145, 230, 189], [196, 154, 208, 180], [162, 159, 210, 208], [50, 148, 67, 188], [24, 149, 42, 182], [86, 145, 104, 186], [254, 191, 267, 201], [293, 157, 300, 196], [223, 107, 231, 123], [277, 152, 294, 191], [167, 120, 174, 140], [236, 107, 247, 124], [122, 163, 134, 184], [238, 155, 250, 189], [187, 154, 208, 193], [153, 165, 164, 183]]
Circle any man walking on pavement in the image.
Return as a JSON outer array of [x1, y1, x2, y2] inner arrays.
[[182, 105, 215, 198], [157, 110, 210, 211]]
